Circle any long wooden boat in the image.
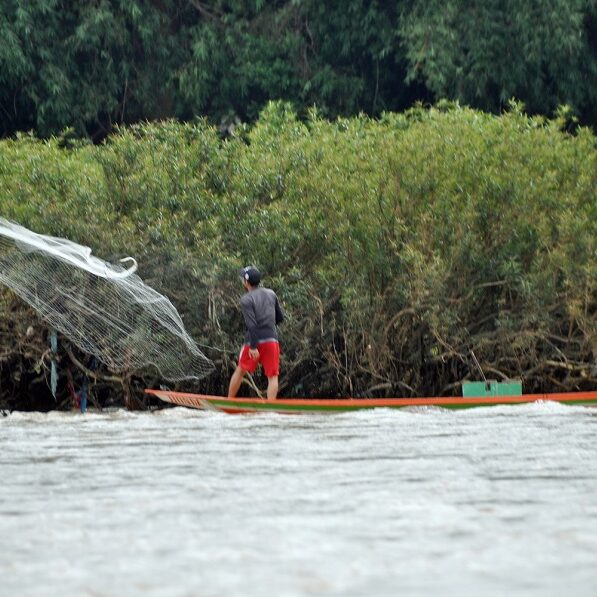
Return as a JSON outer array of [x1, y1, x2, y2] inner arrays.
[[145, 389, 597, 414]]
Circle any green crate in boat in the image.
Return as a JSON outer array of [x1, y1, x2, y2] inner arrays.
[[462, 380, 522, 397]]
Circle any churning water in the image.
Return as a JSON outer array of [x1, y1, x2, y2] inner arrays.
[[1, 402, 597, 596]]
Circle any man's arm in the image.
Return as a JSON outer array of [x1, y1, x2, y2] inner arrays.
[[275, 295, 284, 325]]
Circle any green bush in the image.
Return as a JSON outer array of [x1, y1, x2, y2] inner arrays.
[[0, 102, 595, 403]]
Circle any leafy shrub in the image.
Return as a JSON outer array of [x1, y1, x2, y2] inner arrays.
[[0, 102, 595, 402]]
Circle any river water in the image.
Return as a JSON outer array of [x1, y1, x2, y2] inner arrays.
[[1, 402, 597, 596]]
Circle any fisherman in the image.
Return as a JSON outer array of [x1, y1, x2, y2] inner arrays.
[[228, 266, 284, 400]]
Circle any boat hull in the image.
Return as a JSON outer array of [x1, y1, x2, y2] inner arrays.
[[145, 389, 597, 414]]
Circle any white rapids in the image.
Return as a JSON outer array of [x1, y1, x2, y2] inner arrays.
[[1, 402, 597, 596]]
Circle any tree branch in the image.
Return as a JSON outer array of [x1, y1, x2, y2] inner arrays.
[[64, 344, 124, 384]]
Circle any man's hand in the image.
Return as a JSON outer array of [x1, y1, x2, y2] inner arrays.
[[249, 348, 259, 360]]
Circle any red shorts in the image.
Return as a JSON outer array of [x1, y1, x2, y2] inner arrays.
[[238, 342, 280, 378]]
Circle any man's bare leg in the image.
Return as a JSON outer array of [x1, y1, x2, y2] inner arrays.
[[267, 375, 279, 400], [228, 366, 246, 398]]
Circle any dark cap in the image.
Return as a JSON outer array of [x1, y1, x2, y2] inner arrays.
[[240, 266, 261, 286]]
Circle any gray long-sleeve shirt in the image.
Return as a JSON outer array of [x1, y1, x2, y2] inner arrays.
[[240, 287, 284, 348]]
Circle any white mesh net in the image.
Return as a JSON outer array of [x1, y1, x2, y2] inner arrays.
[[0, 218, 214, 380]]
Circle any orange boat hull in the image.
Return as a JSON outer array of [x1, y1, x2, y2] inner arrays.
[[145, 389, 597, 414]]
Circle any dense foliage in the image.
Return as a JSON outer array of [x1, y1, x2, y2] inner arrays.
[[402, 0, 597, 125], [1, 0, 596, 139], [0, 103, 595, 408]]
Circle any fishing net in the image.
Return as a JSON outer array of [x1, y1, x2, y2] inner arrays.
[[0, 218, 214, 380]]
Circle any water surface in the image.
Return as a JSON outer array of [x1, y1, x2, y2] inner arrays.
[[1, 402, 597, 596]]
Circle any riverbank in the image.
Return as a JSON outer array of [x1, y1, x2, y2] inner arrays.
[[1, 102, 595, 409]]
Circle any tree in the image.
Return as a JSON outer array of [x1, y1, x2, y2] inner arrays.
[[0, 0, 185, 139], [176, 0, 424, 122], [1, 0, 595, 138], [401, 0, 597, 124]]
